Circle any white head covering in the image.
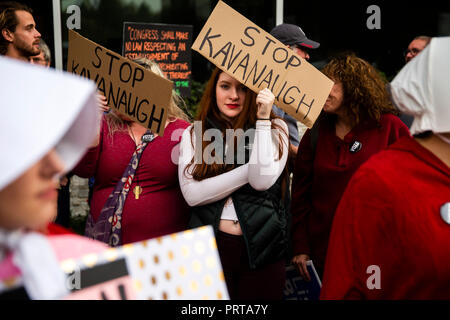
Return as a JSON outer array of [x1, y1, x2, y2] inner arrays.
[[0, 57, 99, 299], [390, 37, 450, 135], [0, 56, 100, 191]]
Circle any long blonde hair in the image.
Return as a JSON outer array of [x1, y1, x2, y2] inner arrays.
[[105, 57, 191, 136]]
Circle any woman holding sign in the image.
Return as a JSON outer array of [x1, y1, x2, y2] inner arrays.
[[290, 54, 410, 281], [178, 67, 290, 300], [73, 58, 191, 246]]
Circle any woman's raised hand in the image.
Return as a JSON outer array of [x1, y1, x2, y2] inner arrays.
[[97, 93, 110, 114], [256, 88, 275, 119]]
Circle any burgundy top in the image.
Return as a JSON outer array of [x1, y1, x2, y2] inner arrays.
[[321, 136, 450, 299], [291, 114, 410, 272], [73, 117, 190, 244]]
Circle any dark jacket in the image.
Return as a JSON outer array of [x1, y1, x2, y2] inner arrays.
[[189, 175, 290, 269]]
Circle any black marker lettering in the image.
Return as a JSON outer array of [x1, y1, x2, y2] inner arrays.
[[107, 81, 119, 109], [213, 41, 232, 67], [285, 54, 301, 69], [147, 104, 165, 132], [296, 93, 315, 119], [273, 47, 289, 64], [283, 86, 300, 105], [71, 60, 79, 73], [258, 69, 273, 89], [261, 36, 275, 55], [80, 67, 90, 79], [245, 60, 267, 86], [97, 77, 106, 97], [105, 52, 120, 76], [92, 46, 102, 69], [199, 27, 221, 57], [240, 26, 260, 47], [119, 62, 132, 83], [132, 67, 144, 88], [227, 45, 242, 70], [233, 53, 250, 80]]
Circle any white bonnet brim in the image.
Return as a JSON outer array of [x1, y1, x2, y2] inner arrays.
[[0, 56, 99, 191]]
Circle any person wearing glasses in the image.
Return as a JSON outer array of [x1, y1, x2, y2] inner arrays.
[[404, 36, 431, 63]]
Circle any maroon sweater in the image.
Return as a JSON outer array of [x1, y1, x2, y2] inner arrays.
[[291, 113, 410, 273], [73, 117, 190, 244]]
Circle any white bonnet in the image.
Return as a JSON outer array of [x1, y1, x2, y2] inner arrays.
[[390, 37, 450, 135], [0, 56, 99, 191]]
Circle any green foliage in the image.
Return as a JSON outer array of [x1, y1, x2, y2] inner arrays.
[[70, 214, 87, 236], [183, 79, 206, 120]]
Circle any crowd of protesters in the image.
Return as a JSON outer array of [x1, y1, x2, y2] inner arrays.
[[0, 1, 448, 300]]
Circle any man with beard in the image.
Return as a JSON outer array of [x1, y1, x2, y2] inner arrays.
[[0, 2, 41, 61]]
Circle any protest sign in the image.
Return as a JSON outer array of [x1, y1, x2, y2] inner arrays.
[[67, 30, 172, 136], [192, 1, 333, 128], [123, 22, 193, 98], [60, 226, 229, 300]]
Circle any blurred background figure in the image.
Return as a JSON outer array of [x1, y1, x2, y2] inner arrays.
[[0, 1, 41, 61], [290, 54, 410, 280], [321, 37, 450, 299], [404, 35, 431, 64], [30, 38, 50, 67]]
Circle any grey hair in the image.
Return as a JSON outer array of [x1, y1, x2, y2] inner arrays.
[[413, 35, 431, 46], [39, 38, 51, 63]]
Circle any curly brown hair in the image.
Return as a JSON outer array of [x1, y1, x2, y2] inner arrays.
[[321, 54, 398, 127]]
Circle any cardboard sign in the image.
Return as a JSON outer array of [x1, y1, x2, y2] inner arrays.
[[67, 30, 173, 136], [123, 22, 193, 98], [60, 226, 229, 300], [192, 1, 334, 128]]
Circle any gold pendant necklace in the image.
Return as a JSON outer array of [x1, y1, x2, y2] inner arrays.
[[129, 125, 143, 200], [133, 185, 143, 200]]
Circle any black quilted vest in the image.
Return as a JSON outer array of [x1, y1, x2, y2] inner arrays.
[[188, 120, 290, 269]]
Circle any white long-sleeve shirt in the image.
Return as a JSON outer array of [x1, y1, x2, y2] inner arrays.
[[178, 119, 288, 222]]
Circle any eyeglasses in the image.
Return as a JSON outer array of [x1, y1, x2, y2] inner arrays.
[[404, 48, 421, 56]]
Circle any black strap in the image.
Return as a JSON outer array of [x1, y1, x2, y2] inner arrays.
[[309, 112, 322, 158]]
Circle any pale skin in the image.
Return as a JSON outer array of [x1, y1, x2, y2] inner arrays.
[[215, 72, 275, 235], [405, 39, 428, 64], [2, 10, 41, 61], [416, 133, 450, 168], [0, 149, 64, 231], [292, 81, 351, 281]]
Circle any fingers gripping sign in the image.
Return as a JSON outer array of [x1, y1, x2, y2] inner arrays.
[[256, 88, 275, 119]]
